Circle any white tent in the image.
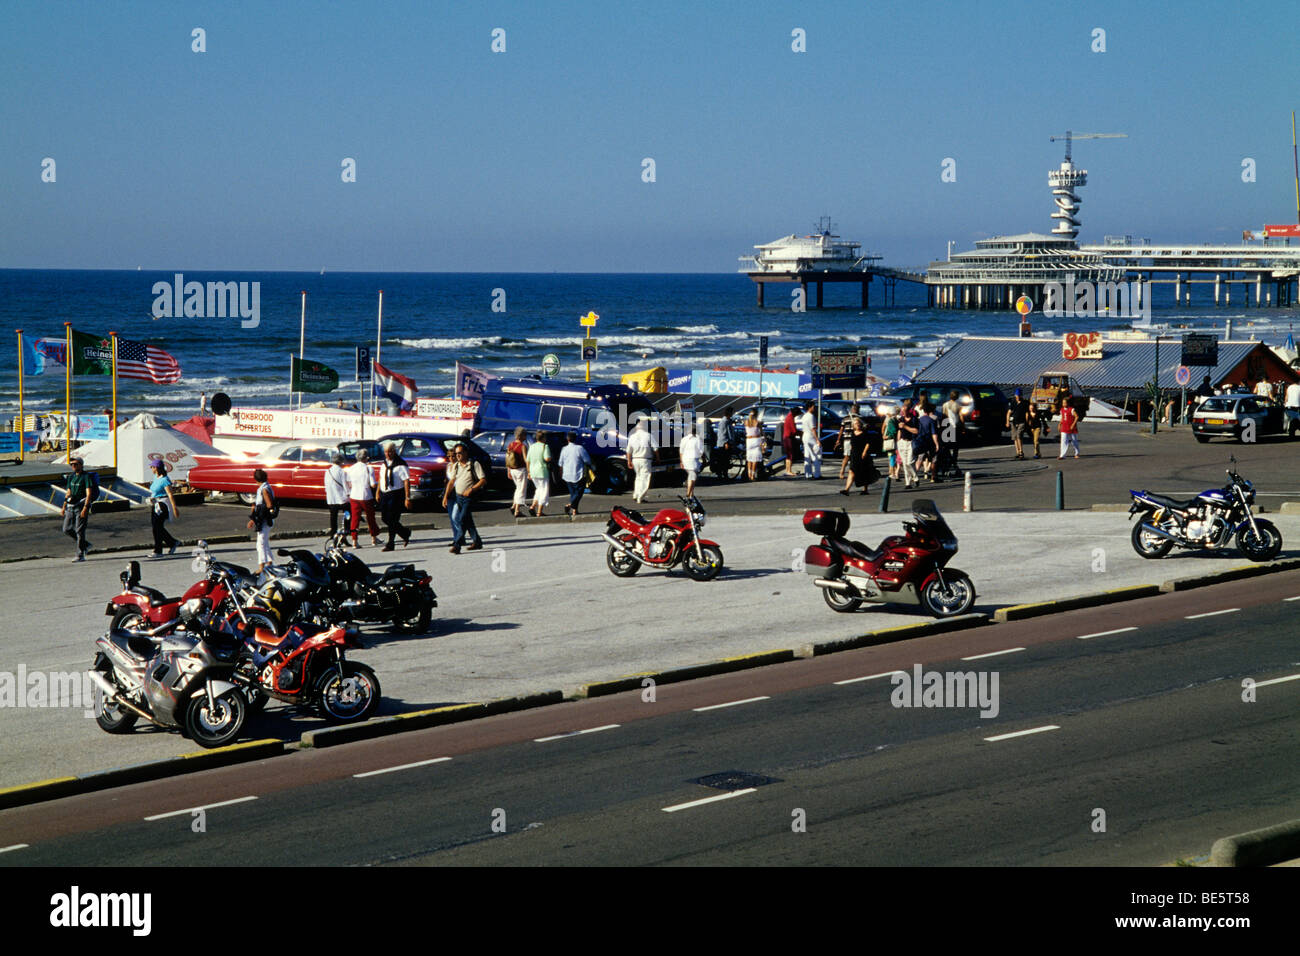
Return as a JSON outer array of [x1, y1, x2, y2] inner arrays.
[[77, 413, 223, 483]]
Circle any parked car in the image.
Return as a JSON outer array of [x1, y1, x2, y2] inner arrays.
[[730, 402, 842, 452], [1191, 394, 1298, 442], [886, 382, 1009, 443]]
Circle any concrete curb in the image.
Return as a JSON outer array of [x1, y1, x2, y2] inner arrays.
[[1210, 818, 1300, 867], [1089, 503, 1132, 513], [0, 738, 285, 810], [1280, 502, 1300, 515], [1159, 557, 1300, 592], [573, 649, 797, 699], [299, 690, 566, 748], [993, 584, 1163, 622], [795, 613, 989, 657]]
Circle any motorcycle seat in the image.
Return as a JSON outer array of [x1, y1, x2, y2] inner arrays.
[[828, 538, 882, 562], [129, 585, 169, 606], [107, 629, 160, 661], [613, 506, 648, 528], [1140, 492, 1200, 512], [252, 626, 289, 647]]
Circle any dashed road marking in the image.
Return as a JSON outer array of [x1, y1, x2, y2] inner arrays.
[[692, 697, 770, 712], [354, 757, 452, 778], [1185, 608, 1240, 620], [1076, 626, 1138, 640], [961, 647, 1025, 661], [835, 671, 907, 685], [534, 724, 620, 743], [144, 795, 257, 821], [662, 789, 758, 813], [984, 725, 1060, 743], [0, 844, 29, 854], [1253, 674, 1300, 689]]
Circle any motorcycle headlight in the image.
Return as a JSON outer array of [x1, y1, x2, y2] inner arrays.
[[693, 512, 706, 529]]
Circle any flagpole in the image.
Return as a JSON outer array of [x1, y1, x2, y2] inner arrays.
[[298, 290, 307, 410], [372, 290, 383, 415], [64, 322, 72, 464], [15, 329, 24, 464], [289, 353, 294, 410], [110, 332, 119, 472]]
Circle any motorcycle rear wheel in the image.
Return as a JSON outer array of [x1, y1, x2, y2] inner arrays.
[[920, 571, 976, 618], [184, 688, 247, 749], [1131, 521, 1174, 559], [315, 663, 381, 723], [606, 533, 641, 577], [94, 681, 139, 734], [1237, 520, 1283, 562], [822, 586, 862, 613], [110, 607, 146, 632], [394, 603, 432, 634], [682, 544, 724, 582]]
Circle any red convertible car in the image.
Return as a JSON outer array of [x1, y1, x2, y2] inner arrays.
[[187, 439, 442, 505]]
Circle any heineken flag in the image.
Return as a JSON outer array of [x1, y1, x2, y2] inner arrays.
[[70, 328, 113, 376], [292, 357, 339, 393]]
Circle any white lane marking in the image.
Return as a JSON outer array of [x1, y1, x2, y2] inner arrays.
[[692, 696, 770, 712], [353, 757, 452, 778], [0, 844, 29, 854], [1284, 596, 1300, 602], [1185, 608, 1241, 620], [143, 795, 258, 821], [1076, 627, 1138, 640], [835, 671, 907, 685], [961, 647, 1025, 661], [984, 725, 1061, 742], [1253, 674, 1300, 689], [534, 724, 620, 743], [662, 788, 758, 813]]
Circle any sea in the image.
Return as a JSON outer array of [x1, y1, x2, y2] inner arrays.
[[0, 269, 1293, 423]]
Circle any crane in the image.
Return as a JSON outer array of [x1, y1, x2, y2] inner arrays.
[[1049, 130, 1127, 163]]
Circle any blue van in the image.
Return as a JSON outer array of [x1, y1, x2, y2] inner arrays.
[[474, 376, 681, 493]]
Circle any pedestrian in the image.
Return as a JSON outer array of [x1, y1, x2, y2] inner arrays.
[[941, 390, 962, 474], [679, 423, 703, 497], [896, 398, 919, 488], [559, 431, 593, 517], [1025, 401, 1043, 459], [744, 410, 763, 481], [781, 407, 797, 477], [1285, 379, 1300, 415], [378, 442, 412, 551], [506, 426, 529, 517], [61, 455, 98, 561], [1007, 388, 1031, 460], [839, 417, 878, 496], [627, 419, 657, 502], [913, 402, 940, 482], [199, 391, 207, 414], [324, 452, 350, 536], [1194, 374, 1215, 404], [527, 429, 552, 516], [346, 449, 380, 548], [1059, 401, 1081, 458], [834, 404, 861, 479], [882, 407, 900, 479], [442, 442, 486, 553], [246, 468, 276, 573], [799, 401, 821, 479], [147, 460, 179, 558], [713, 408, 736, 480]]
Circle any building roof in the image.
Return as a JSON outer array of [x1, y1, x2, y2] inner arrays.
[[916, 336, 1298, 391]]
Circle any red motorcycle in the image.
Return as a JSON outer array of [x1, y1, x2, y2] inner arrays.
[[602, 495, 724, 581], [802, 498, 975, 617], [105, 546, 258, 634]]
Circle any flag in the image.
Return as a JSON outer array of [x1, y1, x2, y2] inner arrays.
[[454, 361, 493, 399], [26, 337, 67, 373], [69, 328, 114, 376], [291, 356, 339, 393], [372, 360, 418, 410], [117, 339, 182, 384]]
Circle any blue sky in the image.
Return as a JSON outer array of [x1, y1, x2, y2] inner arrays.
[[3, 0, 1297, 272]]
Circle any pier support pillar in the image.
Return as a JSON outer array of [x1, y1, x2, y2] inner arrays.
[[862, 281, 869, 309], [1256, 274, 1262, 306], [756, 282, 764, 308], [816, 282, 823, 309], [1215, 274, 1221, 305], [1174, 274, 1181, 304], [977, 285, 983, 308], [800, 281, 808, 307]]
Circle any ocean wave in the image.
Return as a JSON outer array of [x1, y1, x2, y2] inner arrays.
[[393, 335, 507, 349]]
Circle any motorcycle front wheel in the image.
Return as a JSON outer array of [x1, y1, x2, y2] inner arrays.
[[920, 571, 976, 618], [184, 688, 247, 749], [1237, 520, 1283, 562], [1130, 521, 1174, 559], [315, 663, 381, 723], [682, 544, 724, 582], [606, 533, 641, 577], [822, 585, 862, 613]]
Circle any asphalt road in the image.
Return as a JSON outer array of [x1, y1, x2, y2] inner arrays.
[[5, 579, 1297, 865]]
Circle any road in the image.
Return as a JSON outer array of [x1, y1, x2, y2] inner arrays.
[[4, 579, 1297, 865]]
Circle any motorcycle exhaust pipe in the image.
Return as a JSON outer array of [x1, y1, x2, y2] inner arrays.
[[86, 671, 162, 725], [601, 533, 646, 565], [1139, 522, 1179, 541], [813, 578, 854, 592]]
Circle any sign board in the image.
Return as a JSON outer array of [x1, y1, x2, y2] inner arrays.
[[810, 348, 868, 390], [214, 407, 466, 444], [1181, 333, 1219, 367], [759, 335, 769, 367], [582, 337, 597, 362], [415, 398, 478, 420], [542, 353, 561, 378], [1264, 224, 1300, 238], [1175, 365, 1192, 387], [690, 369, 800, 399], [0, 432, 40, 455], [355, 346, 371, 382], [1062, 332, 1102, 361]]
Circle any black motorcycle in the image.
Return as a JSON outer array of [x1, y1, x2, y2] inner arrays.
[[1129, 457, 1283, 562], [317, 529, 437, 633]]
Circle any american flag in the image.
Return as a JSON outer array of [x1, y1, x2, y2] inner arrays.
[[117, 339, 182, 384]]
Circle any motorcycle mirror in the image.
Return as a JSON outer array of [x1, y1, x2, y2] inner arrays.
[[277, 548, 292, 556]]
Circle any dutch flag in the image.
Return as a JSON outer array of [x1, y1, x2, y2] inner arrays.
[[372, 360, 418, 411]]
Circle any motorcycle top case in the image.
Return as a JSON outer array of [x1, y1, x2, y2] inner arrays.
[[803, 509, 849, 537]]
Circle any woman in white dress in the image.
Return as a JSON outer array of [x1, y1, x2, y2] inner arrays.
[[744, 410, 763, 481]]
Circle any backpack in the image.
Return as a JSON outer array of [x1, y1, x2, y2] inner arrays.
[[505, 447, 522, 470]]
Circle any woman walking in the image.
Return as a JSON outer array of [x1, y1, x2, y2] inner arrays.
[[324, 452, 349, 535], [527, 430, 552, 516], [506, 426, 529, 517], [744, 410, 763, 481], [882, 409, 900, 480], [147, 461, 179, 558], [840, 418, 879, 496], [1059, 402, 1081, 458], [247, 468, 276, 573]]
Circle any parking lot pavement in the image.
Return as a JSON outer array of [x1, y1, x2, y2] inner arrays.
[[2, 508, 1298, 788]]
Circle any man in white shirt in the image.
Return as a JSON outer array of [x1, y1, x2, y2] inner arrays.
[[345, 448, 380, 548], [626, 420, 658, 504], [377, 442, 412, 551], [679, 423, 703, 496], [799, 402, 821, 479], [324, 453, 350, 537], [1285, 380, 1300, 410]]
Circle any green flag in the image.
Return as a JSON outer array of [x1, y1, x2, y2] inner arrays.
[[69, 328, 113, 376], [292, 357, 339, 393]]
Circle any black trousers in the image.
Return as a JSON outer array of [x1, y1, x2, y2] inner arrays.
[[328, 504, 346, 535], [380, 492, 408, 545], [151, 503, 176, 554]]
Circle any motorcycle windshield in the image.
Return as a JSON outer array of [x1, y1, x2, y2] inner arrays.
[[912, 498, 958, 551]]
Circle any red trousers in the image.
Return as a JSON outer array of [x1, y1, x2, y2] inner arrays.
[[349, 499, 379, 538]]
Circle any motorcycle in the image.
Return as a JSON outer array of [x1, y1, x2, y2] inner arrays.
[[602, 495, 724, 581], [802, 498, 976, 618], [317, 530, 437, 633], [104, 542, 259, 634], [225, 612, 381, 724], [1128, 457, 1283, 562], [88, 597, 248, 748]]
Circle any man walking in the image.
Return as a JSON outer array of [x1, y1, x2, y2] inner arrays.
[[559, 431, 593, 517], [378, 442, 412, 551], [799, 402, 821, 478], [679, 423, 703, 497], [324, 452, 349, 536], [1059, 401, 1081, 458], [61, 456, 98, 561], [443, 443, 486, 554], [346, 448, 380, 548], [781, 407, 797, 477], [940, 390, 962, 475], [896, 399, 919, 488], [1007, 388, 1031, 460], [713, 407, 736, 480], [626, 419, 657, 504]]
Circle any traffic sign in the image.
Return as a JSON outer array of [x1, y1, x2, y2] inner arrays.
[[542, 353, 561, 377], [759, 335, 768, 367], [355, 345, 371, 381], [1175, 365, 1191, 387]]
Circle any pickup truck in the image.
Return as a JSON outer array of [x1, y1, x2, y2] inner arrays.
[[1030, 372, 1091, 418]]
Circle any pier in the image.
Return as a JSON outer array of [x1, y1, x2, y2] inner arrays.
[[746, 265, 926, 309]]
